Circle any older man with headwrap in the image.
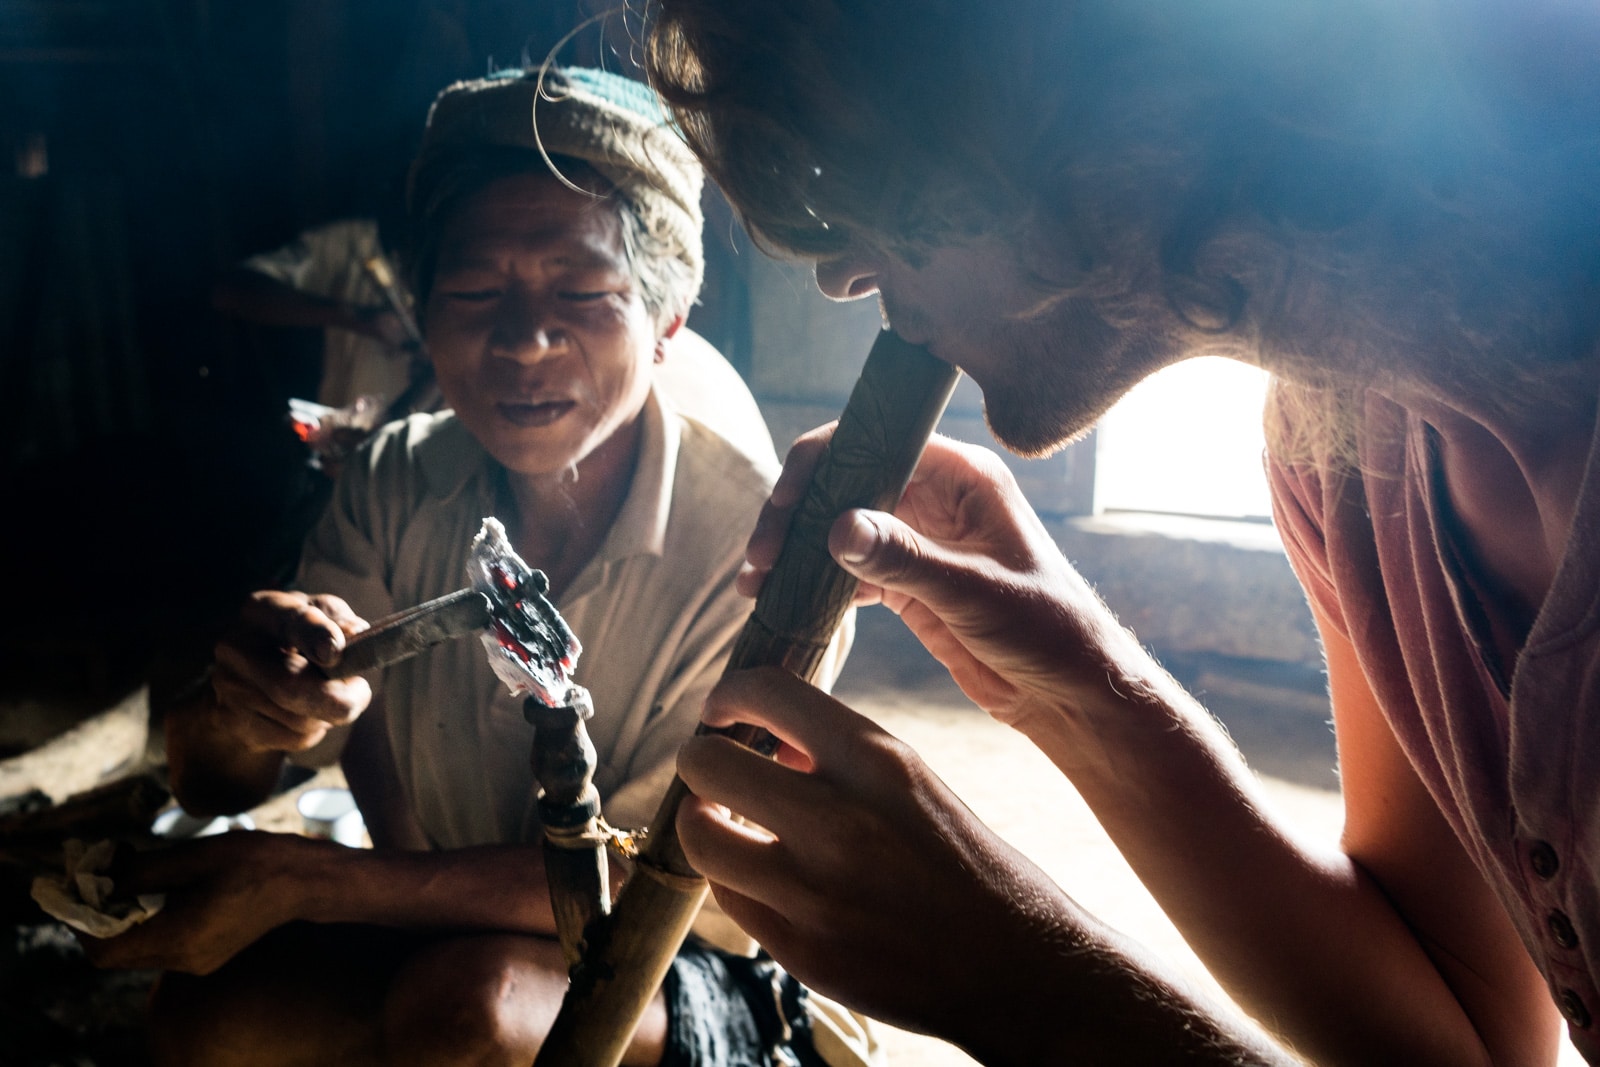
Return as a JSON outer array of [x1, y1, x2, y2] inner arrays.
[[78, 68, 864, 1067]]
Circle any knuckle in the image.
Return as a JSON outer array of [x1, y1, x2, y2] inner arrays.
[[863, 733, 926, 792]]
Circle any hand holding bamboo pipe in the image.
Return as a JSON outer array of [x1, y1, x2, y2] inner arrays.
[[533, 329, 960, 1067]]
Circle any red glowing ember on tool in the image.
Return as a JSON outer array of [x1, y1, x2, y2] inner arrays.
[[468, 518, 582, 707]]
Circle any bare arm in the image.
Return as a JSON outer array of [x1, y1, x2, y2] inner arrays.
[[1007, 607, 1556, 1065], [211, 267, 402, 343], [82, 830, 564, 975], [677, 669, 1295, 1067], [727, 431, 1557, 1065], [1318, 613, 1560, 1061]]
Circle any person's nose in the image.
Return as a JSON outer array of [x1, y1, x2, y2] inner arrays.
[[489, 293, 566, 362], [815, 249, 884, 301]]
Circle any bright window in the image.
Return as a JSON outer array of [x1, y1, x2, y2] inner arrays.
[[1093, 357, 1273, 521]]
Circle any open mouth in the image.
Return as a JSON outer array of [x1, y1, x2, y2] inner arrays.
[[496, 399, 576, 427]]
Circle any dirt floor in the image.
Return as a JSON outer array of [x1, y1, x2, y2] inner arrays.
[[6, 606, 1570, 1065]]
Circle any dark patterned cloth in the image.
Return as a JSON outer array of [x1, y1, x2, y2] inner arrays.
[[662, 939, 831, 1067]]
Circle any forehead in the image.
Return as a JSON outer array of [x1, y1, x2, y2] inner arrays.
[[435, 171, 627, 269]]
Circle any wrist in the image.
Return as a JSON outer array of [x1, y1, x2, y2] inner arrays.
[[952, 905, 1285, 1066], [1013, 646, 1198, 779], [279, 834, 358, 924]]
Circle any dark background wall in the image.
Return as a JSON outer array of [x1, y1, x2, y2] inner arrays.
[[0, 1, 1322, 756], [0, 0, 697, 728]]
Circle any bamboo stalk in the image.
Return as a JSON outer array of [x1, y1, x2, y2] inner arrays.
[[533, 329, 961, 1067]]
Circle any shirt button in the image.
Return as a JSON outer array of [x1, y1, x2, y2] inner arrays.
[[1549, 911, 1580, 949], [1559, 989, 1592, 1029], [1530, 841, 1561, 880]]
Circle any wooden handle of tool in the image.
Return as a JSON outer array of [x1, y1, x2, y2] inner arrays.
[[532, 330, 960, 1067]]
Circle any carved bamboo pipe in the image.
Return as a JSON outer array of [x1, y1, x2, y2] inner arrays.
[[533, 329, 961, 1067], [527, 689, 610, 970]]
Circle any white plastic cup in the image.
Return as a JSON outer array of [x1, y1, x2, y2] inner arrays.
[[295, 787, 366, 848]]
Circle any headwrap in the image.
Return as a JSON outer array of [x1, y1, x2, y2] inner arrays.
[[408, 66, 705, 298]]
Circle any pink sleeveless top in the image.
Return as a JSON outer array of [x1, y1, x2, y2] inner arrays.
[[1269, 389, 1600, 1061]]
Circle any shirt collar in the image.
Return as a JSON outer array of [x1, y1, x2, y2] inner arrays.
[[413, 387, 679, 565], [597, 384, 677, 562]]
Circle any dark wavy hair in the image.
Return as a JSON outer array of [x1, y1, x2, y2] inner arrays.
[[644, 0, 1600, 460]]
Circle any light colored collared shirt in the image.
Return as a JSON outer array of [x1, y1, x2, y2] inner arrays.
[[299, 386, 850, 952]]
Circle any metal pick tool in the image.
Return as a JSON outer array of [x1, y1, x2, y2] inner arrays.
[[322, 587, 492, 678]]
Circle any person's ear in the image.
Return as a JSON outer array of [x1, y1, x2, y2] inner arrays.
[[654, 314, 685, 364]]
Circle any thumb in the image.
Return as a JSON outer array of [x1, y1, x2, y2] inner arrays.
[[830, 509, 964, 610]]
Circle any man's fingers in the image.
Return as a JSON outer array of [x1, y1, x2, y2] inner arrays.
[[307, 593, 370, 642], [112, 838, 214, 896], [828, 508, 1009, 630], [743, 496, 797, 576], [236, 591, 351, 668], [743, 427, 836, 587], [677, 731, 827, 843], [702, 882, 796, 958], [212, 642, 367, 730], [677, 793, 807, 920], [232, 704, 331, 753], [214, 591, 371, 725], [772, 425, 834, 509], [698, 668, 881, 770]]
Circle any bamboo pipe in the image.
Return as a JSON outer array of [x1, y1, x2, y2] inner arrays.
[[533, 329, 961, 1067], [526, 690, 611, 970]]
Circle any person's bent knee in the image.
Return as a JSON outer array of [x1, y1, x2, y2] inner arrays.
[[147, 925, 394, 1067], [149, 972, 232, 1067], [382, 934, 569, 1067], [148, 969, 307, 1067]]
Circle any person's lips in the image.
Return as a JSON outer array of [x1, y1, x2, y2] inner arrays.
[[879, 296, 932, 349], [496, 399, 576, 427]]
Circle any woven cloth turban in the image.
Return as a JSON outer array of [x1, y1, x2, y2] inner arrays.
[[409, 66, 705, 295]]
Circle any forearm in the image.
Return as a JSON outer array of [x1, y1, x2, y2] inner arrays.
[[299, 842, 560, 937], [165, 689, 285, 817], [212, 269, 363, 333], [959, 890, 1300, 1067], [1018, 654, 1502, 1065]]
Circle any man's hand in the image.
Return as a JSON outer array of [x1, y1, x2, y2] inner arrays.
[[677, 668, 1082, 1042], [676, 668, 1290, 1064], [743, 431, 1155, 731], [80, 832, 326, 975], [210, 591, 372, 755]]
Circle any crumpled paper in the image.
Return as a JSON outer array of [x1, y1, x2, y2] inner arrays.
[[30, 838, 164, 938]]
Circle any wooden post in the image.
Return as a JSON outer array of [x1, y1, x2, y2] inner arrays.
[[533, 330, 960, 1067]]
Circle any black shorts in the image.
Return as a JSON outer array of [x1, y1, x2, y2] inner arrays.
[[661, 940, 832, 1067]]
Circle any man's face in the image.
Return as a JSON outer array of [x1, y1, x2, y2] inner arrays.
[[424, 172, 663, 478], [815, 234, 1172, 457]]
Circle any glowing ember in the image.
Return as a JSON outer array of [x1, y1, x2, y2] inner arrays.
[[468, 518, 582, 707], [287, 395, 385, 468]]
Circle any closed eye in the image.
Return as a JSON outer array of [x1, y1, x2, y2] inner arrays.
[[558, 291, 613, 302]]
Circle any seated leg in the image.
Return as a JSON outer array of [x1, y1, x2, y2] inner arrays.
[[379, 932, 669, 1067], [147, 923, 413, 1067], [146, 922, 670, 1067]]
